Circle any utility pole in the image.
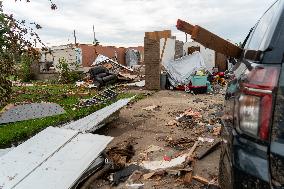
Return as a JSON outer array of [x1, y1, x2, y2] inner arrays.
[[73, 30, 77, 45], [93, 25, 96, 45]]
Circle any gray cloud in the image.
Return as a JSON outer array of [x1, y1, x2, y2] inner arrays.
[[2, 0, 276, 47]]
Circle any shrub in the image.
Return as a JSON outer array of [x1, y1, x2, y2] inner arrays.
[[56, 58, 81, 84]]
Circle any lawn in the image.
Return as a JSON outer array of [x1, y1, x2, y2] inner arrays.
[[0, 83, 138, 148]]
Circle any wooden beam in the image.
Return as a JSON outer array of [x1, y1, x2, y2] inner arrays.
[[176, 19, 194, 34], [191, 25, 242, 58], [145, 30, 171, 41], [176, 19, 243, 58]]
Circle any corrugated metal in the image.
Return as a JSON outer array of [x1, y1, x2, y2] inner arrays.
[[0, 127, 79, 189], [63, 98, 131, 132], [14, 133, 112, 189], [0, 127, 112, 189]]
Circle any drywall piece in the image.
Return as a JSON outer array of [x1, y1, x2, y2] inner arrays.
[[14, 133, 112, 189], [126, 80, 145, 87], [0, 127, 79, 189], [0, 103, 65, 125], [141, 155, 186, 170], [160, 38, 176, 65], [63, 98, 132, 132]]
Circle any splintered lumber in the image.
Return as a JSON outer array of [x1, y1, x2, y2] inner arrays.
[[187, 140, 199, 158], [176, 19, 242, 58], [192, 175, 210, 185]]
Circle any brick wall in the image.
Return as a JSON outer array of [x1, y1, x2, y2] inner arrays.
[[144, 37, 161, 90], [175, 40, 184, 59]]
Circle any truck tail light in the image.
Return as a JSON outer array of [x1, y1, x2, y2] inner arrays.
[[236, 66, 280, 141], [239, 94, 261, 137]]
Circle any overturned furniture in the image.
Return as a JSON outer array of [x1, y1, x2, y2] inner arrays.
[[89, 66, 118, 88]]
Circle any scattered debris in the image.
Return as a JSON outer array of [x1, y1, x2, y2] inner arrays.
[[197, 140, 221, 160], [192, 175, 210, 185], [111, 164, 143, 185], [78, 88, 117, 108], [127, 170, 143, 183], [166, 120, 179, 127], [142, 105, 160, 111], [126, 183, 144, 189], [143, 172, 156, 180], [145, 145, 164, 153], [107, 142, 135, 170], [141, 155, 187, 170], [198, 137, 214, 143], [126, 80, 145, 87], [0, 102, 65, 125], [213, 125, 222, 136], [183, 171, 193, 184], [141, 141, 198, 171], [92, 54, 134, 73], [166, 137, 195, 150]]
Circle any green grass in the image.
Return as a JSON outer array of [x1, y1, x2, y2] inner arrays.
[[0, 84, 141, 148]]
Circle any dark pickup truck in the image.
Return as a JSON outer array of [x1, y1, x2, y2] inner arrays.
[[219, 0, 284, 189]]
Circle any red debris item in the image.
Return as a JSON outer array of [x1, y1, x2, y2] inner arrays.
[[163, 155, 172, 161]]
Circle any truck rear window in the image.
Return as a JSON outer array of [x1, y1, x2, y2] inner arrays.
[[244, 0, 283, 53]]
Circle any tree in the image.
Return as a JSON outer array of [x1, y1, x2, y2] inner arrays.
[[0, 1, 56, 107]]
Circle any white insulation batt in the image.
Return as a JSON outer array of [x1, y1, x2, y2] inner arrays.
[[0, 127, 112, 189], [162, 52, 207, 86]]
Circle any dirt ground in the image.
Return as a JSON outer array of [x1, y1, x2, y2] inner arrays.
[[96, 89, 225, 189]]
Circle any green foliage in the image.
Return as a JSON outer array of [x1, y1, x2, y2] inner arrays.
[[56, 58, 81, 84], [0, 84, 137, 148], [18, 53, 35, 82], [0, 0, 55, 107], [0, 5, 41, 107]]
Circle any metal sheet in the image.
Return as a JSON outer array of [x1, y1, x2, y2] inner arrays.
[[0, 147, 14, 158], [0, 127, 79, 189], [64, 98, 132, 132], [14, 133, 112, 189], [0, 103, 65, 124]]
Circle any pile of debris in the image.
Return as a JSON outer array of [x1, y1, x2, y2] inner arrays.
[[85, 54, 145, 89], [0, 97, 134, 189], [80, 99, 223, 189]]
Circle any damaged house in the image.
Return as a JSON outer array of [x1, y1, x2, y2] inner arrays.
[[37, 44, 144, 80]]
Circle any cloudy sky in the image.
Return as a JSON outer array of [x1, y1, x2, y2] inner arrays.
[[2, 0, 276, 47]]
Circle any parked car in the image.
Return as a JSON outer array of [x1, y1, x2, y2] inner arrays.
[[219, 0, 284, 188]]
